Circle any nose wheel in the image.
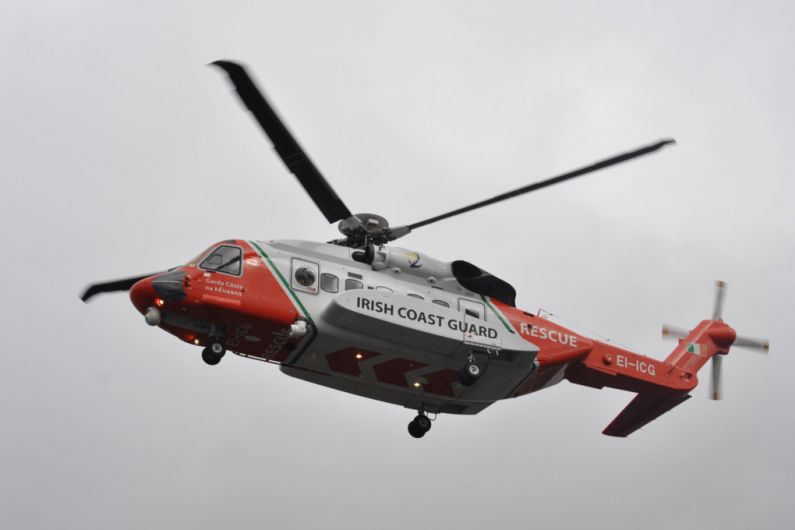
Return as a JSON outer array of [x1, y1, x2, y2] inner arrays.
[[407, 413, 432, 438], [201, 341, 226, 365]]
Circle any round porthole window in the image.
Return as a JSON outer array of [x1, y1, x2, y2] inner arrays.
[[295, 267, 316, 287]]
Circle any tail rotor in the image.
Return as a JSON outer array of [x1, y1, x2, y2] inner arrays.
[[662, 280, 769, 400]]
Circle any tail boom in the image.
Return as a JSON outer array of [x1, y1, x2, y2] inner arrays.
[[565, 319, 737, 437], [567, 319, 736, 395]]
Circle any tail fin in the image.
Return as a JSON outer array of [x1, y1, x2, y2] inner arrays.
[[663, 319, 736, 376]]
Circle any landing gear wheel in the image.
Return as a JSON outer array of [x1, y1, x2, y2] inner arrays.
[[407, 420, 425, 438], [459, 362, 482, 386], [202, 342, 226, 366], [414, 414, 431, 433], [407, 414, 432, 438]]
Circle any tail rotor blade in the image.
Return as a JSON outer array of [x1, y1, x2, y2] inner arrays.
[[710, 355, 723, 400], [734, 335, 770, 352], [712, 280, 727, 320], [662, 323, 689, 339]]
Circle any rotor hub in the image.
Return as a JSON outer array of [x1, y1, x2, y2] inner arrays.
[[335, 213, 392, 247], [338, 213, 390, 235]]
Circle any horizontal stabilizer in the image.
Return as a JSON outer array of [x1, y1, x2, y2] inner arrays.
[[603, 393, 691, 437]]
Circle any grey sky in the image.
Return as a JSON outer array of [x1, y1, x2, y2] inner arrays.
[[2, 1, 794, 529]]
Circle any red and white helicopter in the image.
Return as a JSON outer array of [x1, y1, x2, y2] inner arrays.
[[81, 60, 768, 438]]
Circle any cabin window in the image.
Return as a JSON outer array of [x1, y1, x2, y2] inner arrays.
[[295, 268, 315, 286], [199, 245, 242, 276], [345, 279, 363, 290], [459, 299, 485, 320], [321, 273, 339, 293], [407, 293, 424, 301], [376, 286, 393, 293], [432, 299, 450, 308], [291, 258, 319, 294]]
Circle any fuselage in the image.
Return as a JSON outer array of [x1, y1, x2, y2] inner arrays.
[[129, 239, 618, 414]]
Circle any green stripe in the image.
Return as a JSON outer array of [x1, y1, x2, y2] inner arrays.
[[249, 241, 312, 321], [249, 240, 317, 362], [481, 294, 515, 334]]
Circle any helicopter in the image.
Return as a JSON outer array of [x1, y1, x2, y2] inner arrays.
[[81, 60, 768, 439]]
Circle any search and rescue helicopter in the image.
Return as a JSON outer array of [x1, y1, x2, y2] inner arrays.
[[81, 60, 769, 438]]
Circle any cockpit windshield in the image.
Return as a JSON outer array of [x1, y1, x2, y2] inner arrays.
[[198, 245, 243, 275]]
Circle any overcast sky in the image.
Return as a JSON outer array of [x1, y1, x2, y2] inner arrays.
[[2, 1, 794, 529]]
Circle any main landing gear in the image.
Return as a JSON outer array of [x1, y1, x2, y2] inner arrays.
[[202, 341, 226, 366], [407, 413, 432, 439]]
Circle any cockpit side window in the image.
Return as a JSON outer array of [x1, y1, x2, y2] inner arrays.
[[199, 245, 243, 276]]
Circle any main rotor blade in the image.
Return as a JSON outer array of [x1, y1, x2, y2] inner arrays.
[[80, 273, 157, 302], [405, 139, 676, 231], [211, 60, 352, 224]]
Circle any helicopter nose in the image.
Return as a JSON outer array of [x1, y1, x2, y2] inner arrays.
[[130, 270, 190, 325], [129, 276, 158, 314], [129, 276, 170, 326], [130, 270, 188, 310], [151, 270, 187, 302]]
